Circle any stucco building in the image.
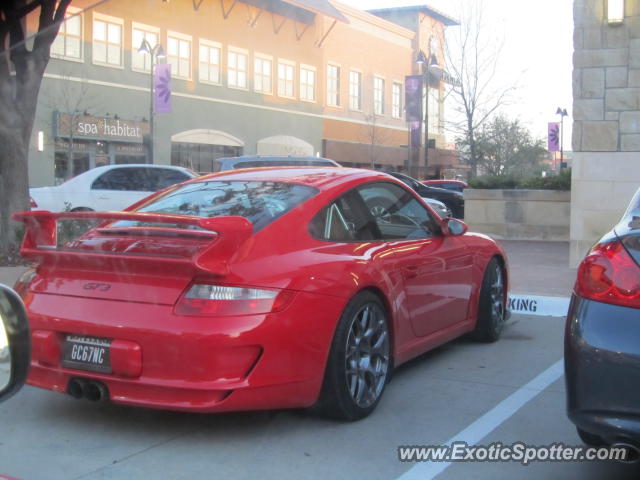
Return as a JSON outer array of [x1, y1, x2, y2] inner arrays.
[[27, 0, 461, 187]]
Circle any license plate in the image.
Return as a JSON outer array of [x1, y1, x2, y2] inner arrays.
[[62, 335, 112, 373]]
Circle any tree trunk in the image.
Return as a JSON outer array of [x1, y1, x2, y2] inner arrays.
[[0, 51, 49, 258]]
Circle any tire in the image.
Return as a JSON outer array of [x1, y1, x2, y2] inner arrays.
[[576, 427, 606, 447], [318, 291, 391, 421], [472, 257, 506, 343]]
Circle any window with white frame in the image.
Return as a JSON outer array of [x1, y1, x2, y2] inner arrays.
[[374, 76, 385, 115], [93, 15, 122, 66], [392, 82, 402, 118], [228, 49, 248, 88], [278, 61, 295, 98], [132, 25, 159, 72], [326, 64, 340, 107], [199, 40, 221, 84], [51, 8, 82, 60], [300, 65, 316, 102], [349, 70, 362, 110], [254, 55, 272, 94], [167, 33, 192, 79]]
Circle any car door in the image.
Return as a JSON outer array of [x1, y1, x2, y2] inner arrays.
[[357, 182, 474, 338], [90, 167, 150, 211]]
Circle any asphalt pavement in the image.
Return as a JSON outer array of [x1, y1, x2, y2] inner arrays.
[[3, 241, 624, 480]]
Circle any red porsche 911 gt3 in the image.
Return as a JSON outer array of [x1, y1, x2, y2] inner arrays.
[[12, 167, 508, 420]]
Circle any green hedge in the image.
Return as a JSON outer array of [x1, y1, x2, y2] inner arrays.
[[468, 169, 571, 191]]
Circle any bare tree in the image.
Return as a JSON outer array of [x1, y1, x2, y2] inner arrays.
[[0, 1, 71, 258], [444, 0, 517, 178], [362, 113, 390, 170], [43, 71, 102, 182]]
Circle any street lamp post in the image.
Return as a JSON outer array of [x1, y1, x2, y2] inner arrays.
[[556, 107, 568, 170], [138, 39, 165, 164], [416, 50, 440, 179]]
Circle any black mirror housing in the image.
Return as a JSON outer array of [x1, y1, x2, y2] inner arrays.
[[0, 284, 30, 402]]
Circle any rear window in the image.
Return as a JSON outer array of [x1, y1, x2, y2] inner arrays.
[[113, 180, 318, 232]]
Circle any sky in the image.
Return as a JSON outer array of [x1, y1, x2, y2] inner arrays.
[[341, 0, 574, 151]]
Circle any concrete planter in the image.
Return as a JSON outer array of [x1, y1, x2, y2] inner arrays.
[[464, 189, 571, 241]]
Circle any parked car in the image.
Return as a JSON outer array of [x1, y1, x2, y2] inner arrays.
[[12, 167, 508, 421], [29, 164, 199, 212], [213, 155, 341, 172], [565, 186, 640, 450], [384, 171, 465, 218], [423, 198, 452, 219], [423, 179, 468, 193]]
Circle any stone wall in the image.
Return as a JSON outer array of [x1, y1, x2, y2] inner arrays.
[[464, 189, 571, 241], [571, 0, 640, 265]]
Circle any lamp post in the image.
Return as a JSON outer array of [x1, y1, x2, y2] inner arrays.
[[416, 50, 440, 179], [556, 107, 568, 170], [138, 39, 165, 164]]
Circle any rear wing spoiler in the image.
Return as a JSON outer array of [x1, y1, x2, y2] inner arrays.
[[11, 210, 253, 275]]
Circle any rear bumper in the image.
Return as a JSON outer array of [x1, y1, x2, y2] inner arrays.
[[25, 290, 345, 413], [565, 294, 640, 443]]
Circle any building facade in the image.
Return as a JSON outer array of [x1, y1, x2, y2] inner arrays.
[[27, 0, 460, 187], [572, 0, 640, 265]]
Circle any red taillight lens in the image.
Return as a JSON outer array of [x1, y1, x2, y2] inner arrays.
[[575, 240, 640, 308], [30, 197, 37, 208], [174, 284, 295, 316]]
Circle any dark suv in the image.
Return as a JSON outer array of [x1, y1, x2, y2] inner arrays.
[[213, 155, 341, 172], [383, 171, 465, 219]]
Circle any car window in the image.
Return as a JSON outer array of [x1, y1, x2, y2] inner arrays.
[[309, 190, 380, 242], [358, 182, 438, 240], [91, 168, 143, 191], [153, 169, 191, 190], [113, 180, 318, 232]]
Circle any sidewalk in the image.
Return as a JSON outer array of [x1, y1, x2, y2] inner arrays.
[[0, 266, 25, 287], [498, 240, 576, 297]]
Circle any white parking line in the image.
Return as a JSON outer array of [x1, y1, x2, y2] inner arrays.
[[396, 359, 564, 480]]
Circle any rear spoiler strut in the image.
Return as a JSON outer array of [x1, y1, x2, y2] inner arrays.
[[11, 210, 253, 276]]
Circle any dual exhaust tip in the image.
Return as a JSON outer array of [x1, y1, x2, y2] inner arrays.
[[67, 378, 109, 402]]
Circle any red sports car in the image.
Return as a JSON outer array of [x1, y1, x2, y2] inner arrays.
[[13, 168, 508, 420]]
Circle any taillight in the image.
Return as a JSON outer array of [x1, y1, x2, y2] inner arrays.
[[13, 268, 36, 303], [575, 240, 640, 308], [174, 284, 295, 316], [30, 197, 37, 208]]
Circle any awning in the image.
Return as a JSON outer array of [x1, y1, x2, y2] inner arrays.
[[171, 129, 244, 147], [282, 0, 349, 23], [241, 0, 348, 25]]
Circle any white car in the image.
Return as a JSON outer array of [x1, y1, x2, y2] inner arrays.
[[30, 164, 198, 212]]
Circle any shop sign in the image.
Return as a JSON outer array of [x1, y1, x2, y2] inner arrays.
[[56, 113, 149, 143]]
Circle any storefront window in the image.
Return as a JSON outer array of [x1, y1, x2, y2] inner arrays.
[[171, 142, 242, 173]]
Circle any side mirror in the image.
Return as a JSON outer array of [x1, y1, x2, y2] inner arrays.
[[0, 284, 30, 402], [442, 217, 468, 236]]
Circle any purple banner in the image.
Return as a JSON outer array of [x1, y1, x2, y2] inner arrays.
[[154, 63, 172, 114], [548, 122, 560, 151], [405, 75, 423, 123]]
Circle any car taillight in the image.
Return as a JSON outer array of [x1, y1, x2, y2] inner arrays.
[[13, 268, 36, 303], [575, 240, 640, 308], [174, 284, 295, 316], [30, 197, 37, 208]]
